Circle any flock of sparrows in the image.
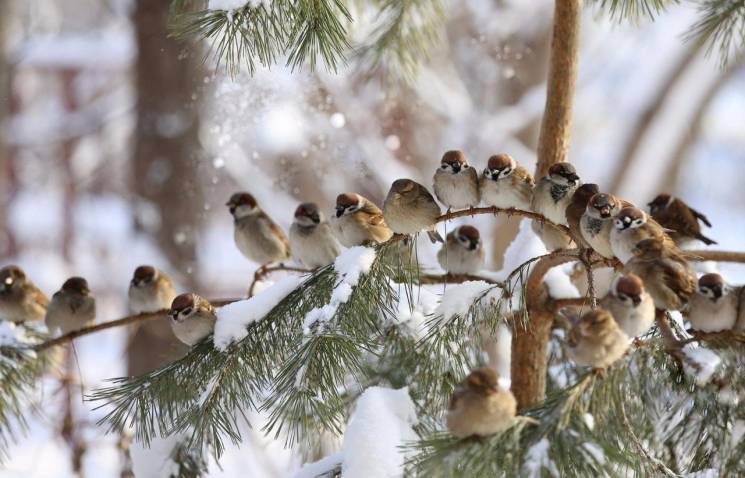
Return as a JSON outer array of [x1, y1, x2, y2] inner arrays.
[[1, 150, 742, 440]]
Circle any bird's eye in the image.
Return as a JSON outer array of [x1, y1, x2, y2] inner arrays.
[[180, 307, 193, 316], [462, 164, 469, 169], [441, 164, 448, 170]]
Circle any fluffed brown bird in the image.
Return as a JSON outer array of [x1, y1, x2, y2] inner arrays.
[[648, 194, 716, 247], [565, 183, 600, 248], [624, 238, 696, 311], [446, 367, 516, 438], [567, 308, 629, 368]]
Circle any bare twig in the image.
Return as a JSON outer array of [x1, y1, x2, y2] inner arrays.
[[435, 206, 570, 235], [417, 273, 504, 287]]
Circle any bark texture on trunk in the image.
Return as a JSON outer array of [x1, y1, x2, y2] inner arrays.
[[534, 0, 581, 179], [512, 0, 582, 410]]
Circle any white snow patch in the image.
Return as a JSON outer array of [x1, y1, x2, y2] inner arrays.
[[213, 275, 304, 350], [391, 286, 439, 338], [544, 265, 580, 299], [293, 452, 343, 478], [434, 281, 501, 321], [523, 438, 558, 478], [681, 344, 721, 386], [209, 0, 270, 10], [303, 247, 376, 333], [582, 442, 605, 464], [341, 386, 418, 478], [0, 321, 34, 348]]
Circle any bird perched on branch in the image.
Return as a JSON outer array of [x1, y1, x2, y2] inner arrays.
[[531, 162, 580, 251], [581, 193, 624, 259], [600, 274, 655, 338], [687, 273, 738, 332], [610, 207, 675, 264], [168, 293, 217, 346], [437, 225, 485, 275], [332, 193, 393, 247], [648, 194, 716, 247], [433, 150, 480, 210], [479, 153, 534, 210], [624, 238, 696, 311], [289, 202, 341, 269], [128, 265, 176, 314], [0, 265, 48, 323], [383, 179, 443, 243], [446, 367, 516, 438], [46, 277, 96, 336], [227, 192, 291, 267], [567, 308, 629, 369], [566, 183, 600, 248], [531, 162, 580, 225]]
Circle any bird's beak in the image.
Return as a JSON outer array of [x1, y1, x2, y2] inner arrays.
[[468, 240, 479, 251], [631, 295, 641, 306], [568, 173, 579, 183], [451, 164, 461, 174], [336, 207, 344, 218], [599, 206, 611, 218]]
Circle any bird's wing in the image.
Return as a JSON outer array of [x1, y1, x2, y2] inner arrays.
[[260, 212, 291, 254], [30, 285, 49, 307], [687, 204, 712, 227]]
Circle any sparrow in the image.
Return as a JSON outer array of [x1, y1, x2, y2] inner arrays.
[[580, 193, 624, 259], [383, 179, 443, 243], [332, 193, 393, 247], [446, 367, 516, 438], [437, 225, 485, 275], [648, 193, 716, 247], [433, 150, 480, 210], [567, 308, 629, 369], [226, 192, 291, 266], [168, 293, 217, 346], [687, 273, 738, 332], [289, 202, 342, 269], [0, 265, 48, 323], [609, 207, 676, 264], [530, 162, 580, 226], [599, 273, 655, 338], [45, 277, 96, 336], [128, 265, 177, 314], [565, 183, 600, 248], [479, 153, 534, 210], [624, 238, 696, 311]]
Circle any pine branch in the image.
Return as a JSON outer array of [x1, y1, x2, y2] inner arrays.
[[689, 0, 745, 65], [593, 0, 678, 20], [356, 0, 445, 80]]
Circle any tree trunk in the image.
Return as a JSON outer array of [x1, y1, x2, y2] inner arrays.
[[533, 0, 581, 179], [129, 0, 200, 375], [512, 0, 581, 410]]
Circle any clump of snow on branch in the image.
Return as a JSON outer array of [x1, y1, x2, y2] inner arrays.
[[302, 246, 377, 334], [213, 275, 304, 350], [293, 452, 342, 478], [682, 344, 721, 386], [0, 321, 34, 348], [523, 438, 559, 478], [434, 281, 502, 321], [208, 0, 270, 11], [391, 286, 439, 338], [341, 386, 418, 478]]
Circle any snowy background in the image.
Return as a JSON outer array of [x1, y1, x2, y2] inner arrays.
[[1, 0, 744, 476]]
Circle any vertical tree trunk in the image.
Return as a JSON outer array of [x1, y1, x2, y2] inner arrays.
[[512, 0, 581, 410], [533, 0, 581, 179], [129, 0, 200, 376]]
